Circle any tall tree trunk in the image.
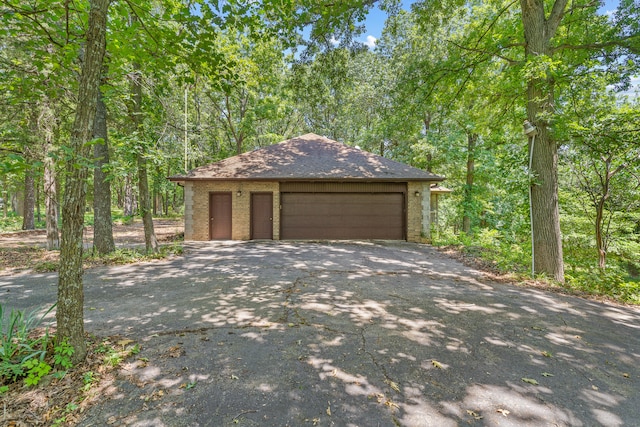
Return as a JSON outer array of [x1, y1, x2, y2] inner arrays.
[[36, 179, 41, 224], [22, 168, 35, 230], [44, 153, 59, 250], [123, 175, 136, 216], [594, 158, 613, 270], [93, 88, 115, 254], [41, 100, 60, 250], [57, 0, 109, 363], [595, 198, 607, 270], [129, 59, 158, 253], [2, 185, 7, 218], [462, 133, 477, 235], [520, 0, 566, 282]]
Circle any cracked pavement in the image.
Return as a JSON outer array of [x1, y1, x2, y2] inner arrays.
[[2, 241, 639, 426]]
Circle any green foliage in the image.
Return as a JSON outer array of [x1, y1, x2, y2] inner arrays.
[[52, 402, 80, 427], [566, 269, 640, 304], [86, 243, 183, 265], [34, 260, 59, 273], [0, 304, 53, 383], [53, 339, 74, 370], [22, 358, 51, 386], [82, 371, 98, 391], [433, 227, 531, 275], [0, 213, 23, 233]]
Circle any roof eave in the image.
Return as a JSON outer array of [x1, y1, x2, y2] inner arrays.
[[169, 176, 445, 183]]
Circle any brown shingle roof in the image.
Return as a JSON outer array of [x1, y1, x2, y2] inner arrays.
[[169, 133, 444, 182]]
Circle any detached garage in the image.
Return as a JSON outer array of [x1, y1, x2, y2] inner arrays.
[[169, 133, 444, 242]]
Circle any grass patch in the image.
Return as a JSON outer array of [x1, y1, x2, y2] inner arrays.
[[85, 242, 183, 267]]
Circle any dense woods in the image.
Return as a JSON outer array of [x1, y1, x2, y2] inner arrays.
[[1, 0, 639, 356]]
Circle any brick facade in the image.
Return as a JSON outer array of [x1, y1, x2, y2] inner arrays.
[[407, 182, 427, 242], [183, 181, 428, 243], [186, 181, 279, 240]]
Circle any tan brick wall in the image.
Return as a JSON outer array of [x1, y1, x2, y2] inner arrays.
[[184, 182, 194, 240], [188, 181, 279, 241], [407, 182, 424, 242], [186, 180, 430, 242], [421, 183, 431, 240]]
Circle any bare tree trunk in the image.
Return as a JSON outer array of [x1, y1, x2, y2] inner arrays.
[[22, 168, 35, 230], [93, 88, 115, 254], [123, 175, 136, 216], [44, 155, 59, 250], [463, 132, 477, 235], [128, 57, 158, 253], [57, 0, 109, 363], [2, 186, 7, 218], [520, 0, 566, 282], [595, 198, 607, 270], [41, 100, 60, 250], [36, 179, 41, 224], [138, 151, 158, 252]]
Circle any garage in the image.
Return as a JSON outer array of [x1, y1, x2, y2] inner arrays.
[[169, 133, 444, 242], [281, 192, 405, 240]]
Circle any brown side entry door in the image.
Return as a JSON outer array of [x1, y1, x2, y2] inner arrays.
[[251, 193, 273, 239], [209, 192, 232, 239]]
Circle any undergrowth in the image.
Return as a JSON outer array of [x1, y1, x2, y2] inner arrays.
[[432, 228, 640, 305], [30, 242, 184, 272], [1, 303, 139, 423]]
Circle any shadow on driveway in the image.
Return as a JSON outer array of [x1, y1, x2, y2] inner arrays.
[[2, 241, 639, 426]]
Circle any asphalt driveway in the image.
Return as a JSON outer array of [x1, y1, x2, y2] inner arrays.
[[2, 241, 639, 426]]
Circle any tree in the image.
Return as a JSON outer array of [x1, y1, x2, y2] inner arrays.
[[129, 62, 159, 254], [57, 0, 109, 363], [564, 89, 640, 270], [93, 85, 115, 255], [40, 98, 60, 250], [408, 0, 639, 281]]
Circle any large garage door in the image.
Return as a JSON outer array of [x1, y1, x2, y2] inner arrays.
[[281, 191, 405, 240]]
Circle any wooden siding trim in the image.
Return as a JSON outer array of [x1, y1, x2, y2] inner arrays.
[[280, 181, 406, 193]]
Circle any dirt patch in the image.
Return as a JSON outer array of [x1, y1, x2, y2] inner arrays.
[[0, 219, 183, 274]]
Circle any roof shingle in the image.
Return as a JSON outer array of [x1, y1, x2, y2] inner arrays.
[[170, 133, 443, 182]]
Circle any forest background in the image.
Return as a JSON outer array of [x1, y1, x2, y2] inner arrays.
[[1, 0, 639, 308]]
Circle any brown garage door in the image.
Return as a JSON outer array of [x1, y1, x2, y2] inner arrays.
[[281, 192, 404, 240]]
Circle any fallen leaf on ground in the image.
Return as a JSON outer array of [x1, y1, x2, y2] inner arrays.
[[466, 410, 483, 420], [496, 408, 510, 417], [522, 378, 539, 385], [384, 399, 399, 409], [541, 351, 552, 357], [432, 360, 444, 369], [541, 372, 554, 377], [326, 402, 331, 416], [385, 379, 400, 392]]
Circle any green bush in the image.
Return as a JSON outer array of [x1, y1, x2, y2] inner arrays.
[[566, 269, 640, 304]]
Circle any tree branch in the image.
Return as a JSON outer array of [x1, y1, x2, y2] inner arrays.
[[547, 0, 569, 38], [552, 35, 640, 54]]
